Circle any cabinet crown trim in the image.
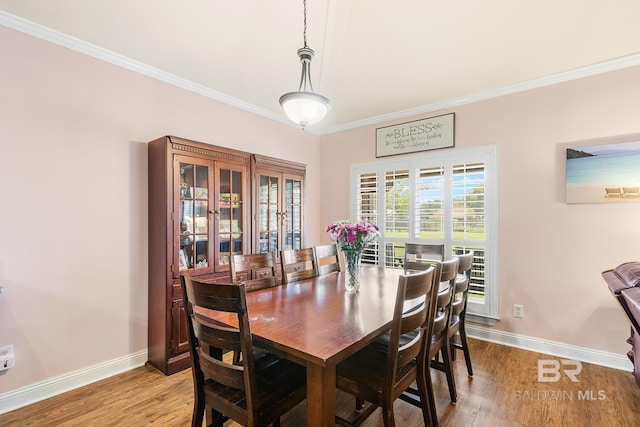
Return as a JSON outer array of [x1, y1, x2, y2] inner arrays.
[[169, 136, 250, 165], [252, 154, 306, 173]]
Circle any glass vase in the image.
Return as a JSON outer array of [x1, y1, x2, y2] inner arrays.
[[342, 248, 362, 293]]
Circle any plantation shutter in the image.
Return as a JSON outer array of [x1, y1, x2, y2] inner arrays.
[[356, 172, 379, 264], [452, 162, 486, 303], [351, 146, 496, 320]]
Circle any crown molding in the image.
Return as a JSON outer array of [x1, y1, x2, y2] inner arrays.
[[2, 10, 639, 138], [322, 52, 640, 135], [0, 11, 305, 130]]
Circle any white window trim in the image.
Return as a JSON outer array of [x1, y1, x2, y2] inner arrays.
[[349, 144, 499, 320]]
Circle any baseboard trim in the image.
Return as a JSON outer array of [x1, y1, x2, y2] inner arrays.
[[467, 325, 633, 372], [0, 350, 148, 415]]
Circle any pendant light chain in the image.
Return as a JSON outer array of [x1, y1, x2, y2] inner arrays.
[[303, 0, 308, 48], [299, 0, 312, 92]]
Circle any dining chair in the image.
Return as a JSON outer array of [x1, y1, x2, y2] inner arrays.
[[280, 247, 318, 284], [427, 258, 459, 413], [228, 252, 279, 364], [403, 243, 445, 272], [230, 252, 279, 292], [449, 250, 475, 377], [180, 275, 307, 427], [399, 257, 458, 426], [334, 267, 438, 427], [313, 244, 342, 276]]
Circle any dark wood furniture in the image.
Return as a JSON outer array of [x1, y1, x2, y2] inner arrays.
[[252, 154, 305, 255], [403, 243, 445, 272], [428, 258, 459, 407], [449, 250, 475, 377], [603, 261, 640, 388], [335, 267, 437, 427], [229, 252, 279, 292], [202, 266, 406, 427], [280, 247, 318, 284], [180, 275, 307, 427], [229, 252, 280, 365], [314, 244, 342, 276], [148, 135, 251, 375], [397, 257, 457, 427]]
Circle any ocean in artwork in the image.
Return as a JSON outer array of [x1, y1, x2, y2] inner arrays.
[[566, 141, 640, 203]]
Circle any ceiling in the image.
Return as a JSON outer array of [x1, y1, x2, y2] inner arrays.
[[2, 0, 640, 134]]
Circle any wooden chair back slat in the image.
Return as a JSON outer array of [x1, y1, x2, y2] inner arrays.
[[281, 248, 318, 284], [403, 243, 445, 273], [198, 348, 245, 390], [230, 252, 278, 292], [314, 244, 342, 276]]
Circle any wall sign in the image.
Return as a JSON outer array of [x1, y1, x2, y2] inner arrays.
[[376, 113, 455, 158]]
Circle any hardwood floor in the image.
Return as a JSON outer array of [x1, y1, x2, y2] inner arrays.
[[2, 338, 640, 426]]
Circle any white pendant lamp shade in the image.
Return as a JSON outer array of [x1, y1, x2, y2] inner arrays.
[[279, 91, 331, 128], [279, 1, 331, 129]]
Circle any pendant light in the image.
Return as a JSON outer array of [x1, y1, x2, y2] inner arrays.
[[279, 0, 331, 129]]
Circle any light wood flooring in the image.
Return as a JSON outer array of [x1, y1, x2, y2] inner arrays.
[[2, 338, 640, 426]]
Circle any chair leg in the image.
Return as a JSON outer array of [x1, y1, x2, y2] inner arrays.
[[416, 356, 433, 426], [426, 368, 439, 427], [441, 342, 457, 403], [355, 396, 365, 411], [192, 389, 205, 427], [459, 325, 473, 377], [381, 401, 395, 427], [192, 405, 203, 427]]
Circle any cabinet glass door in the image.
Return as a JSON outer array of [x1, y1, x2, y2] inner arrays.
[[283, 175, 303, 250], [257, 174, 280, 253], [175, 156, 213, 277], [216, 164, 245, 270]]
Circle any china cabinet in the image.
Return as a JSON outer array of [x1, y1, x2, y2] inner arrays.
[[148, 136, 250, 374], [252, 154, 306, 255]]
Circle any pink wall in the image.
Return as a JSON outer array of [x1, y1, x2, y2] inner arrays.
[[0, 26, 321, 393], [320, 66, 640, 355]]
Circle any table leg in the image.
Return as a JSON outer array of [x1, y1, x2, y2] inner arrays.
[[306, 362, 336, 427]]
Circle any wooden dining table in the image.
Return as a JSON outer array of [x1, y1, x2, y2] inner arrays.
[[206, 265, 404, 427]]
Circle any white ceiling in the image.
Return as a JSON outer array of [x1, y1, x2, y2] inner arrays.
[[2, 0, 640, 134]]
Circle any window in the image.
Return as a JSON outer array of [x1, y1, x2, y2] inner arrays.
[[350, 145, 498, 320]]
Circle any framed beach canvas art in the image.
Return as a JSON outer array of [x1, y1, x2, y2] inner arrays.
[[566, 140, 640, 203]]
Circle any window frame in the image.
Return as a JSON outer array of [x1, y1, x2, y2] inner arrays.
[[349, 144, 498, 320]]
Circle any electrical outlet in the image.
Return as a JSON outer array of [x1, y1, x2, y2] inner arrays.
[[513, 304, 524, 318], [0, 345, 15, 371]]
